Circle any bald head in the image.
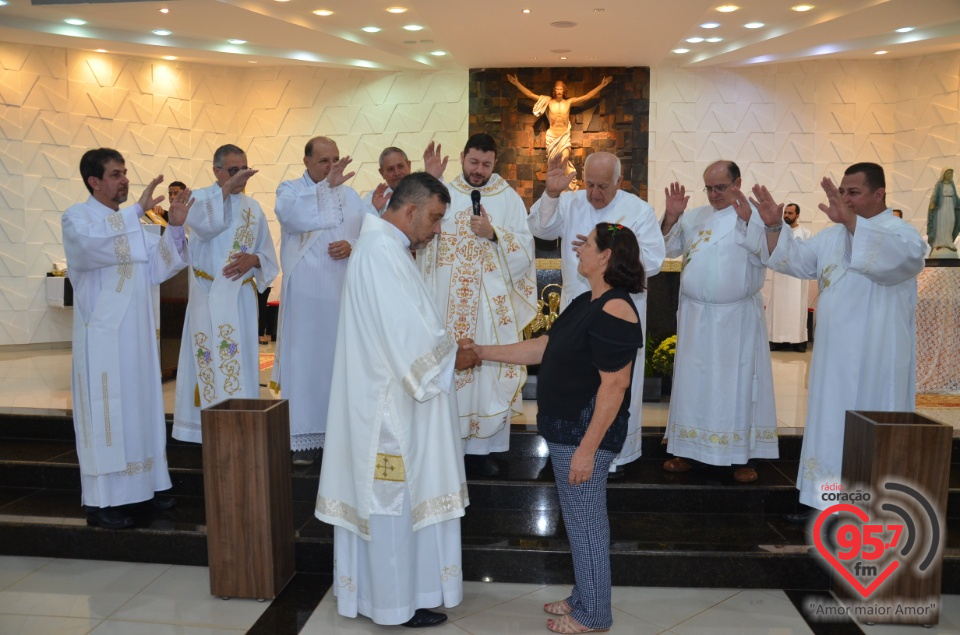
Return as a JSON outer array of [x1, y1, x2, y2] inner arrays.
[[583, 152, 623, 210], [303, 136, 339, 184], [703, 160, 742, 211]]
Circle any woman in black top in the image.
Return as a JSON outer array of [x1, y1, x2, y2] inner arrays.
[[466, 222, 645, 634]]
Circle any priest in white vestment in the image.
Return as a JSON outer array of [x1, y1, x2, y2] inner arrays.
[[362, 143, 448, 215], [270, 137, 370, 464], [63, 148, 191, 529], [418, 133, 538, 458], [660, 161, 779, 482], [316, 172, 476, 628], [172, 144, 278, 443], [763, 203, 813, 351], [529, 152, 665, 468], [740, 163, 927, 516]]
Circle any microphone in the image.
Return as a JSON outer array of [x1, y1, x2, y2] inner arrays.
[[471, 189, 481, 216]]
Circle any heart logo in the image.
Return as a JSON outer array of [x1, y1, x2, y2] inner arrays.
[[812, 503, 900, 598]]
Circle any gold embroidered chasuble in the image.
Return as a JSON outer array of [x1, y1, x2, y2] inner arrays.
[[418, 174, 537, 451]]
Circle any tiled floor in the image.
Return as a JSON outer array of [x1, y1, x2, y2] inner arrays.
[[1, 344, 958, 634]]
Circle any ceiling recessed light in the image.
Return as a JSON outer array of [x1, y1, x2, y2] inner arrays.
[[313, 9, 333, 16], [551, 21, 577, 28], [673, 48, 690, 54], [686, 37, 704, 43], [248, 60, 258, 63], [162, 55, 177, 60], [700, 22, 720, 28], [402, 24, 423, 31], [430, 50, 446, 56], [153, 29, 172, 36], [159, 8, 169, 14], [896, 26, 915, 33], [228, 39, 246, 45], [706, 37, 723, 43], [95, 49, 107, 53], [716, 5, 738, 12], [65, 19, 86, 26], [744, 22, 764, 29], [875, 50, 888, 55], [386, 6, 408, 13], [522, 9, 531, 13], [593, 8, 604, 12], [559, 56, 568, 60], [362, 26, 381, 32], [792, 4, 814, 11]]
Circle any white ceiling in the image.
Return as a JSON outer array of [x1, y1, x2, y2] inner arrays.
[[0, 0, 958, 70]]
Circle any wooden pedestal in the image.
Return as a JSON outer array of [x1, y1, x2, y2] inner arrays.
[[839, 411, 952, 625], [201, 399, 294, 600]]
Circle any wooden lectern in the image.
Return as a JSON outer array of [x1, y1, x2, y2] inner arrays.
[[840, 411, 952, 625], [201, 399, 294, 600]]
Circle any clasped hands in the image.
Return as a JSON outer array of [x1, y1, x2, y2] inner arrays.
[[455, 338, 481, 370]]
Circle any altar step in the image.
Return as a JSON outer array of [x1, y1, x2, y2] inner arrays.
[[0, 413, 957, 592]]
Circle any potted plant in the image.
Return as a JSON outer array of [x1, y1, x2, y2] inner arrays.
[[650, 335, 677, 396]]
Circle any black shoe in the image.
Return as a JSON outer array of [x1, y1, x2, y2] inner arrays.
[[148, 495, 177, 511], [792, 343, 807, 352], [608, 465, 626, 480], [467, 455, 499, 477], [784, 508, 814, 524], [769, 342, 783, 351], [85, 506, 134, 529], [402, 609, 447, 628]]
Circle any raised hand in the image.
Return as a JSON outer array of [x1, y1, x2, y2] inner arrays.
[[222, 168, 258, 198], [167, 187, 194, 227], [372, 183, 392, 211], [326, 156, 355, 188], [545, 153, 576, 198], [138, 175, 165, 212], [747, 184, 783, 226], [423, 141, 448, 179], [663, 182, 689, 222], [818, 176, 857, 232]]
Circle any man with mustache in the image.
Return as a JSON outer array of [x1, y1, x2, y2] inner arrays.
[[63, 148, 191, 528]]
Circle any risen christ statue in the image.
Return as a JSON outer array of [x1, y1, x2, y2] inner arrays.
[[507, 74, 613, 186]]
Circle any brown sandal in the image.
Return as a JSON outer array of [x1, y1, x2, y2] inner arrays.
[[543, 599, 572, 615], [734, 467, 758, 483], [546, 614, 609, 633], [663, 457, 692, 472]]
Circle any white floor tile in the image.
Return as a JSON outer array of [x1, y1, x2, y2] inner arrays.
[[665, 590, 813, 634], [0, 558, 169, 620], [0, 556, 52, 592], [0, 614, 100, 635], [611, 586, 740, 631], [89, 619, 247, 634], [110, 565, 270, 630]]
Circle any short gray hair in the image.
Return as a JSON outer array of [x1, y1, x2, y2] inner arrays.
[[379, 147, 408, 168], [213, 144, 245, 168]]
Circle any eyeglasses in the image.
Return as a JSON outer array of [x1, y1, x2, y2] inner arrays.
[[216, 166, 250, 176], [703, 183, 733, 194]]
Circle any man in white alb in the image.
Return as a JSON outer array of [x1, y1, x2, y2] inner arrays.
[[738, 163, 926, 520], [316, 172, 478, 628], [418, 133, 537, 471], [528, 152, 665, 472], [764, 203, 812, 352], [363, 143, 448, 215], [172, 144, 279, 443], [63, 148, 191, 529], [660, 161, 778, 483], [270, 136, 369, 465]]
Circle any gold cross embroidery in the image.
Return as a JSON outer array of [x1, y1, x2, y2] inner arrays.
[[374, 453, 405, 482]]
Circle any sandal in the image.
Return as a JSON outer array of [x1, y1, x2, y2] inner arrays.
[[734, 467, 758, 483], [663, 457, 692, 472], [543, 599, 572, 615], [546, 614, 609, 633]]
